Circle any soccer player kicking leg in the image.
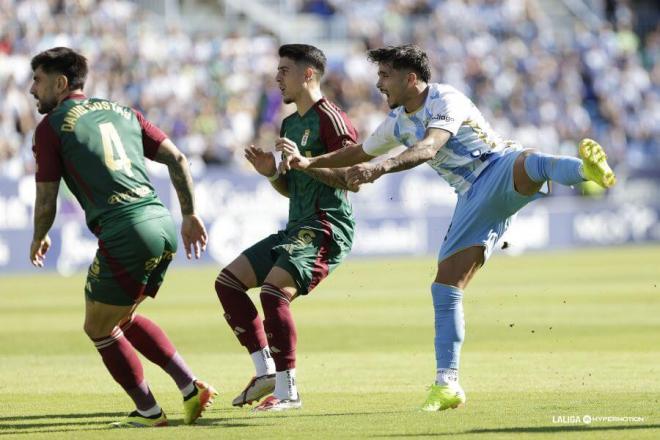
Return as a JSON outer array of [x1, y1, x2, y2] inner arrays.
[[422, 139, 616, 411], [279, 44, 616, 412]]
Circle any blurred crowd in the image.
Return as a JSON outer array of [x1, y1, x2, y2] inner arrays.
[[1, 0, 658, 181]]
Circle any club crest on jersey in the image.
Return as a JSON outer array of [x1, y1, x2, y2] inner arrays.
[[301, 129, 310, 146]]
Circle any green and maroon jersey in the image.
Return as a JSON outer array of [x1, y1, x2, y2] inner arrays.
[[33, 93, 168, 235], [280, 97, 358, 241]]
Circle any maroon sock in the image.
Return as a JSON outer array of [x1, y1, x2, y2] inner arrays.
[[92, 329, 157, 411], [121, 315, 195, 391], [215, 269, 267, 353], [260, 283, 297, 371]]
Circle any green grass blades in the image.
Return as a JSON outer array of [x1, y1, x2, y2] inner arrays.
[[0, 245, 658, 439]]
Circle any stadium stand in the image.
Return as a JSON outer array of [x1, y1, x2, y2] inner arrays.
[[0, 0, 658, 184]]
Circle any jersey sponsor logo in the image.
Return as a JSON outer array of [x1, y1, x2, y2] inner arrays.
[[89, 256, 101, 278], [107, 185, 152, 205], [297, 229, 316, 245], [144, 255, 162, 272], [301, 129, 310, 146], [282, 229, 316, 252], [430, 113, 454, 123], [143, 251, 173, 272]]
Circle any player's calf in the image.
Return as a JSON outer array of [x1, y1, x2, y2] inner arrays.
[[215, 269, 268, 352]]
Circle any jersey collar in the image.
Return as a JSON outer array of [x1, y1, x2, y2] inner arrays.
[[63, 92, 87, 101]]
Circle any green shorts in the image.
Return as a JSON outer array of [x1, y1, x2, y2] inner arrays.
[[85, 215, 178, 306], [242, 220, 352, 295]]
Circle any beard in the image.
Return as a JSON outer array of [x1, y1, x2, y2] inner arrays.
[[36, 96, 58, 114], [388, 99, 400, 109]]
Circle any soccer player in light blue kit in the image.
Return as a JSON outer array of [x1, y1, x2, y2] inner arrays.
[[278, 44, 616, 411]]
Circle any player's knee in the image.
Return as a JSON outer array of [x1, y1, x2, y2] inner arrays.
[[433, 276, 464, 290], [435, 273, 475, 290], [215, 268, 248, 298], [83, 320, 109, 340], [516, 150, 544, 196], [260, 284, 292, 313], [435, 247, 484, 288]]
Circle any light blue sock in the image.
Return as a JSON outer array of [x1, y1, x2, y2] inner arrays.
[[431, 283, 464, 370], [524, 152, 585, 185]]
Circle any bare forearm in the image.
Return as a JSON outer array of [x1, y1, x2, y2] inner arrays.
[[304, 168, 353, 191], [167, 156, 195, 215], [33, 183, 59, 240], [153, 139, 196, 215], [269, 175, 289, 197], [308, 144, 371, 168], [33, 201, 56, 240], [380, 142, 438, 174], [32, 194, 57, 240]]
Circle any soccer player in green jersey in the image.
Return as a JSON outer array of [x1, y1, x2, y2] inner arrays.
[[214, 44, 358, 412], [29, 47, 217, 427]]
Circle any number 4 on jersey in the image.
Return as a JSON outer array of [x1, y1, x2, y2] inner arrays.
[[99, 122, 133, 176]]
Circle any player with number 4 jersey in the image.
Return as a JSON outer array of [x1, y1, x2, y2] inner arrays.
[[34, 94, 166, 235], [30, 47, 216, 427]]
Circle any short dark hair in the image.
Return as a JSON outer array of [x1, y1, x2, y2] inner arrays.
[[367, 44, 431, 83], [278, 44, 326, 77], [30, 47, 88, 90]]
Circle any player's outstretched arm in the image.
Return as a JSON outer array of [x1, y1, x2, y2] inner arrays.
[[30, 181, 59, 267], [277, 138, 373, 171], [153, 138, 207, 259], [347, 128, 451, 187]]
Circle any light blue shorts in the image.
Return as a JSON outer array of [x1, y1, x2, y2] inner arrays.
[[438, 149, 545, 262]]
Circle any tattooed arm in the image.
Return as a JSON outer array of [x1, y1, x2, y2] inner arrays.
[[154, 139, 195, 215], [346, 128, 451, 186], [30, 181, 59, 267], [153, 139, 207, 259]]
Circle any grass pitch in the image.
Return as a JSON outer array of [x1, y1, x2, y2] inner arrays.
[[0, 246, 658, 439]]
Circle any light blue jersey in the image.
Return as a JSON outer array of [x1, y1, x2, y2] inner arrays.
[[363, 83, 521, 195]]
